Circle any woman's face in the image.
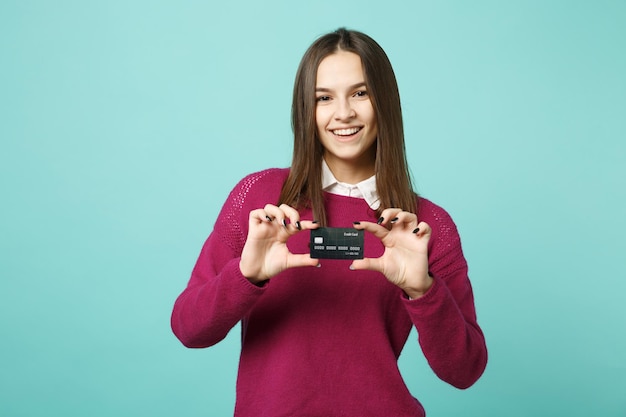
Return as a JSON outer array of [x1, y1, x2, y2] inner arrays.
[[315, 50, 378, 183]]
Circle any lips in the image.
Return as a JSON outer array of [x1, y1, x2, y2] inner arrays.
[[331, 127, 362, 136]]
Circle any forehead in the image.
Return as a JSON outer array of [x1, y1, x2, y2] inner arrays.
[[316, 51, 365, 87]]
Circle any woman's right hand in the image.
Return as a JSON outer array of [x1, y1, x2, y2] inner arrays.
[[239, 204, 320, 284]]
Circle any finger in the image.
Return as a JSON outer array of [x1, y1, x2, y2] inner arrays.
[[259, 204, 279, 219], [388, 211, 418, 230], [413, 221, 432, 238], [349, 257, 383, 273], [278, 204, 303, 230], [263, 203, 290, 228], [299, 220, 320, 231], [375, 208, 403, 227], [352, 220, 389, 240], [250, 208, 275, 224]]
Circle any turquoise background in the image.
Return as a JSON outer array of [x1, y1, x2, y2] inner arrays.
[[1, 1, 625, 416]]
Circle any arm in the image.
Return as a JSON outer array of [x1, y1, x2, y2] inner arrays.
[[352, 204, 487, 388], [170, 172, 268, 348], [404, 210, 487, 389], [171, 169, 319, 348], [170, 232, 267, 348]]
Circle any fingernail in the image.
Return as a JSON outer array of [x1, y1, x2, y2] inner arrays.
[[353, 221, 361, 225], [377, 217, 384, 225], [349, 265, 355, 270], [412, 227, 420, 234], [282, 219, 287, 227], [316, 263, 322, 268], [390, 217, 399, 223], [295, 221, 302, 230], [266, 216, 273, 222], [312, 220, 319, 224]]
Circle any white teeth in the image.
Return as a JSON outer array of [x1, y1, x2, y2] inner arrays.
[[332, 127, 360, 136]]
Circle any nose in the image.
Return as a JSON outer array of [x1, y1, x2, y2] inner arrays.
[[334, 98, 356, 121]]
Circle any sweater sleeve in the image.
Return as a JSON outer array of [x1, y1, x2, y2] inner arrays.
[[170, 170, 284, 348], [403, 201, 487, 389]]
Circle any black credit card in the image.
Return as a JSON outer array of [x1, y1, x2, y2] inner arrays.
[[310, 228, 364, 259]]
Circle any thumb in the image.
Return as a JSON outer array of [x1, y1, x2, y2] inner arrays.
[[350, 257, 382, 273], [287, 253, 321, 269]]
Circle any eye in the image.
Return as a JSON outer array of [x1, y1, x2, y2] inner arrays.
[[316, 95, 331, 102], [354, 90, 369, 98]]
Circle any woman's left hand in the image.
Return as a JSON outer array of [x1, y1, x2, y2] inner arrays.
[[351, 208, 433, 299]]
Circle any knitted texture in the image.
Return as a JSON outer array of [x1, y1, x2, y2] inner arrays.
[[171, 168, 487, 417]]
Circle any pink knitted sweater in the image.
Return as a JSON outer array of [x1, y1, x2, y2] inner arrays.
[[171, 168, 487, 417]]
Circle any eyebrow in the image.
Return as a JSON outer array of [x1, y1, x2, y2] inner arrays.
[[315, 82, 367, 92]]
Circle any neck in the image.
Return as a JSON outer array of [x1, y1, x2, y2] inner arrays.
[[324, 156, 375, 184]]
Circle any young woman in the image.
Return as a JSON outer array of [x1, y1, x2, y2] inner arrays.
[[172, 28, 487, 417]]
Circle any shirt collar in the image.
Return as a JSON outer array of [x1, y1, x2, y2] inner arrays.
[[321, 159, 380, 210]]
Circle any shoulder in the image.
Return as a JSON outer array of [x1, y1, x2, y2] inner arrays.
[[417, 197, 455, 226], [236, 168, 290, 190], [215, 168, 290, 251], [417, 197, 463, 247], [417, 197, 468, 278], [226, 168, 290, 207]]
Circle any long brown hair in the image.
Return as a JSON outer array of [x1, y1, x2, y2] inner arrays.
[[279, 28, 416, 225]]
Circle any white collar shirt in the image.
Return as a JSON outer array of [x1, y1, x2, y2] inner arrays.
[[321, 159, 380, 210]]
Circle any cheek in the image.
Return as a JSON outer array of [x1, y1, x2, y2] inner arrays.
[[365, 104, 376, 126], [315, 107, 330, 130], [367, 109, 378, 139]]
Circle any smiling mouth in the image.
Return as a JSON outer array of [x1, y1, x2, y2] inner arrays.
[[331, 127, 362, 136]]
